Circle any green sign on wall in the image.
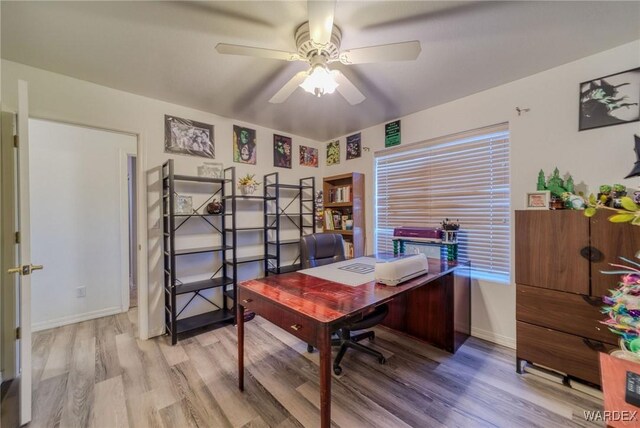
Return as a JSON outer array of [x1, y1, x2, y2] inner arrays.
[[385, 120, 401, 148]]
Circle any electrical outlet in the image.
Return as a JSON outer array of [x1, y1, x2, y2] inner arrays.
[[76, 286, 86, 298]]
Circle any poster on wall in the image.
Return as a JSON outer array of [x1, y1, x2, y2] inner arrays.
[[299, 145, 318, 167], [579, 67, 640, 131], [273, 134, 292, 168], [326, 140, 340, 166], [346, 133, 361, 160], [233, 125, 257, 164], [385, 120, 401, 148], [164, 115, 215, 158]]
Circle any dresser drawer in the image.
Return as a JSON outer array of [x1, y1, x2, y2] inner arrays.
[[517, 321, 615, 385], [516, 284, 616, 345], [238, 288, 318, 345]]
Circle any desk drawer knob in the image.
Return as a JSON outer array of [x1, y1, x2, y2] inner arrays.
[[242, 298, 253, 304], [290, 324, 302, 331]]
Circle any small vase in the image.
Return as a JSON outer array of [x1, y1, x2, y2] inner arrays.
[[240, 184, 256, 195]]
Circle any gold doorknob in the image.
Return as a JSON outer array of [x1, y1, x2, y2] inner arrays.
[[7, 266, 21, 274], [31, 264, 44, 271]]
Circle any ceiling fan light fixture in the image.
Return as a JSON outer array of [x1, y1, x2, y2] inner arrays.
[[299, 64, 339, 97]]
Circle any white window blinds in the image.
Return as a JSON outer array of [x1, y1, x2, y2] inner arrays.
[[375, 124, 510, 282]]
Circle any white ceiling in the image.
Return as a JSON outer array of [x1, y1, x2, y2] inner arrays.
[[2, 1, 640, 141]]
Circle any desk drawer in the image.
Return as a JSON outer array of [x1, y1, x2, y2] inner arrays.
[[239, 288, 318, 345], [517, 321, 615, 385], [516, 284, 616, 345]]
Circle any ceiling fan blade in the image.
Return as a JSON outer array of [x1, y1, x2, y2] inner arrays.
[[339, 41, 421, 65], [269, 71, 308, 104], [216, 43, 300, 61], [334, 71, 366, 105], [308, 0, 335, 46]]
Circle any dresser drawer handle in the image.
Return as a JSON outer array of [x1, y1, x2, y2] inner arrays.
[[242, 298, 253, 304], [582, 337, 605, 351], [580, 246, 604, 262], [582, 295, 602, 307], [290, 324, 302, 331]]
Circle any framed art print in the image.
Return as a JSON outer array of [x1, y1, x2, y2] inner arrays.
[[299, 146, 318, 167], [579, 67, 640, 131], [326, 140, 340, 166], [273, 134, 292, 168], [233, 125, 257, 164], [525, 191, 550, 210], [164, 115, 215, 158], [346, 133, 361, 160]]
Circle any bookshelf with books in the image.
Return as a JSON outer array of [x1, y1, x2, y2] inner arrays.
[[322, 172, 365, 258]]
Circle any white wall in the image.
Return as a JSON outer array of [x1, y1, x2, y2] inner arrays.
[[29, 119, 136, 331], [1, 60, 322, 338], [321, 40, 640, 348]]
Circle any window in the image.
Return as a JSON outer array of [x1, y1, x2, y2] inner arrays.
[[375, 124, 510, 282]]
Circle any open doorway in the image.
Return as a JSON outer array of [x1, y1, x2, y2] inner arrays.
[[128, 155, 137, 308], [29, 119, 137, 331]]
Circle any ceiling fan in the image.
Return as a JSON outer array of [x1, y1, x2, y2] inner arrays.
[[215, 0, 421, 105]]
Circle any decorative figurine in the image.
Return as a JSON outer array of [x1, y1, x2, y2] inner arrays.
[[205, 199, 224, 215], [625, 134, 640, 179], [537, 167, 575, 198]]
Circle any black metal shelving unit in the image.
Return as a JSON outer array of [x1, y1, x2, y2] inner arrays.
[[264, 172, 316, 275], [223, 167, 274, 304], [162, 159, 234, 345]]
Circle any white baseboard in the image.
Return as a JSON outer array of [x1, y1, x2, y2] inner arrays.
[[471, 327, 516, 349], [32, 306, 124, 332]]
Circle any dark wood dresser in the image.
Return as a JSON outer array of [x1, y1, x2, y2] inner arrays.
[[515, 210, 640, 385]]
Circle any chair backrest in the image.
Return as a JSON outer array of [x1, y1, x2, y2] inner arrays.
[[300, 233, 346, 268]]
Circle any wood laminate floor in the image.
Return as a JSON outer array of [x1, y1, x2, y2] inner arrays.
[[31, 309, 604, 428]]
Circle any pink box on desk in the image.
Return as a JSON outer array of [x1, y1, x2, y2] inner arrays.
[[393, 227, 442, 240]]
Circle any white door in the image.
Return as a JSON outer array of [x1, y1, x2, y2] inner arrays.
[[6, 80, 40, 425]]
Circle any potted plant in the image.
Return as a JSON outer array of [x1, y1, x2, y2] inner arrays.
[[598, 184, 613, 207], [238, 173, 260, 195]]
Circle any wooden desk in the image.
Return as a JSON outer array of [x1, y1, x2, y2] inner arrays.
[[237, 258, 470, 428]]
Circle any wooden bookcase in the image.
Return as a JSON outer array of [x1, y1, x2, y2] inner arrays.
[[322, 172, 365, 258]]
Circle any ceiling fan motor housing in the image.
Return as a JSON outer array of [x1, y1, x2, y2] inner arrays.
[[295, 22, 342, 62]]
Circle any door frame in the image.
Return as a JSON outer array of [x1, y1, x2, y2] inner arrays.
[[27, 116, 149, 339]]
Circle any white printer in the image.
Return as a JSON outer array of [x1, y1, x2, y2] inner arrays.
[[374, 253, 429, 286]]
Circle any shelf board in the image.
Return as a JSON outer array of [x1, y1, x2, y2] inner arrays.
[[172, 213, 224, 217], [175, 246, 232, 255], [266, 213, 314, 216], [225, 254, 277, 265], [223, 195, 265, 200], [174, 175, 227, 184], [268, 264, 301, 274], [323, 229, 353, 235], [225, 227, 271, 232], [175, 309, 234, 334], [223, 289, 235, 300], [267, 239, 300, 245], [324, 202, 353, 208], [265, 183, 313, 190], [174, 277, 233, 295]]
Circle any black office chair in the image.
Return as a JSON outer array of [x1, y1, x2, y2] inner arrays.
[[300, 233, 389, 375]]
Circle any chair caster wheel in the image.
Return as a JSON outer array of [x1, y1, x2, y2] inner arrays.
[[307, 345, 314, 353], [378, 357, 386, 365], [368, 333, 375, 342], [333, 366, 342, 375]]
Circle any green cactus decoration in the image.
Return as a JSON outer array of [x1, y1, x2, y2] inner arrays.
[[537, 170, 546, 191], [537, 167, 575, 198]]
